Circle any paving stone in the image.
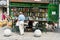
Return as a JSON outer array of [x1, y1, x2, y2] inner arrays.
[[0, 27, 60, 40]]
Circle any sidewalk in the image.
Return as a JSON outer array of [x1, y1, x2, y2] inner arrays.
[[0, 27, 60, 40]]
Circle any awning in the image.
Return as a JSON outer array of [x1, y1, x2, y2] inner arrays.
[[9, 2, 49, 8]]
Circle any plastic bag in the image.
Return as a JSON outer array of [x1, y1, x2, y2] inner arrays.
[[16, 21, 19, 26]]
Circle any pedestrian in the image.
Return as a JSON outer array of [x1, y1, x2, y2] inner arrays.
[[18, 12, 25, 35], [2, 12, 6, 20]]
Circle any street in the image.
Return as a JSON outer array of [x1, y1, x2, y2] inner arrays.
[[0, 27, 60, 40]]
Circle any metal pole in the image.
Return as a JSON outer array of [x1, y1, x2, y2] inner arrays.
[[59, 4, 60, 28], [7, 0, 9, 15]]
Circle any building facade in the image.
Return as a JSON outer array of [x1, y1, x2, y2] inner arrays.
[[9, 0, 49, 31], [10, 0, 59, 22], [9, 0, 59, 31]]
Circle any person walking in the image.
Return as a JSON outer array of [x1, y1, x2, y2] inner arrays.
[[18, 12, 25, 35], [2, 12, 6, 20]]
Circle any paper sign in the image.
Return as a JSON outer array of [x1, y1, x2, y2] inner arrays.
[[52, 11, 56, 15]]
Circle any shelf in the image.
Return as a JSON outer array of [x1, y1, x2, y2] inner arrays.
[[10, 7, 48, 22]]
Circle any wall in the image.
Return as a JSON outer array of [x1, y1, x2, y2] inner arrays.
[[0, 8, 2, 20]]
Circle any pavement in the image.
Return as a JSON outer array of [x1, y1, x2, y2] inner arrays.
[[0, 27, 60, 40]]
